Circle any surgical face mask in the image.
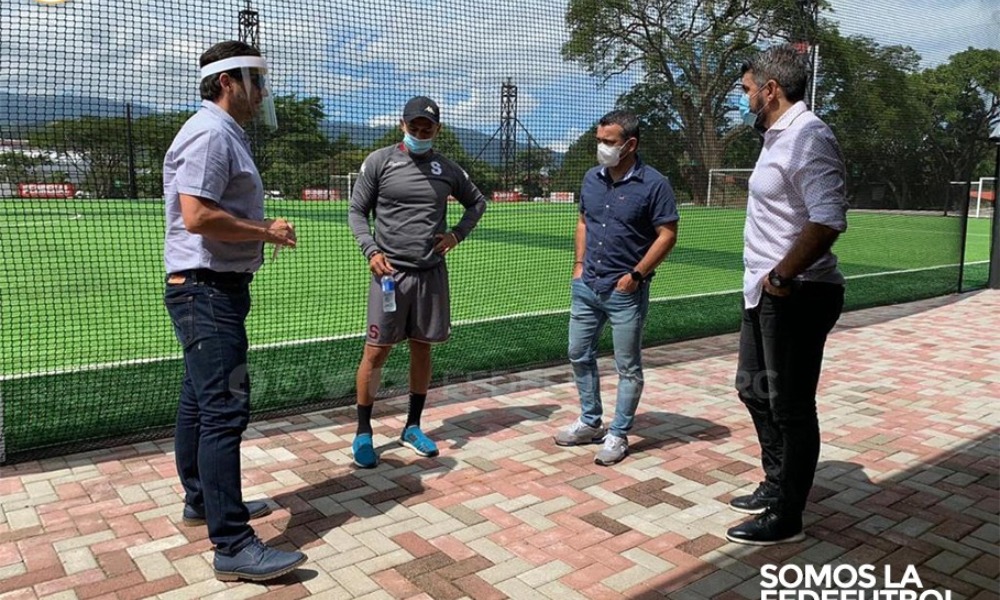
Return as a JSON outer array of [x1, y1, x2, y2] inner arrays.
[[597, 142, 626, 168], [403, 131, 434, 154], [738, 86, 768, 130], [201, 55, 278, 130]]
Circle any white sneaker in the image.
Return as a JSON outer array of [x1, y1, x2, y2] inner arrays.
[[554, 419, 606, 446], [594, 434, 628, 466]]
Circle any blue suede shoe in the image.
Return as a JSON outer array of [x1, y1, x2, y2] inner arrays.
[[213, 536, 306, 582], [182, 500, 272, 527], [352, 433, 379, 468], [400, 426, 439, 457]]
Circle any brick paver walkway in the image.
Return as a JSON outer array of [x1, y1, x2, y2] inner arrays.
[[1, 291, 998, 599]]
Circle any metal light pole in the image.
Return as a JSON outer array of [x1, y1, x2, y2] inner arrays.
[[988, 130, 1000, 289], [796, 0, 819, 110]]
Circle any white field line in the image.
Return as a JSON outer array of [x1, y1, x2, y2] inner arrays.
[[0, 260, 988, 382], [8, 213, 83, 226]]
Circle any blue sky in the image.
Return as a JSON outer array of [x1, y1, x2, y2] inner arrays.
[[3, 0, 997, 151]]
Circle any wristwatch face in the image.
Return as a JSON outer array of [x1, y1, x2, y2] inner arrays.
[[630, 271, 642, 282], [769, 272, 784, 287]]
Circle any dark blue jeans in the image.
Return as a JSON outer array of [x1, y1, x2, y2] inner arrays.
[[735, 282, 844, 517], [165, 274, 254, 555]]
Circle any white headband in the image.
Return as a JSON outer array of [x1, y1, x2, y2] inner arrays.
[[200, 56, 269, 80]]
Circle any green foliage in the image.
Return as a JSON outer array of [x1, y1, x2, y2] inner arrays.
[[256, 96, 333, 197], [561, 0, 820, 203], [549, 125, 596, 196], [915, 48, 1000, 181], [30, 116, 132, 197], [816, 30, 930, 207], [0, 152, 53, 187]]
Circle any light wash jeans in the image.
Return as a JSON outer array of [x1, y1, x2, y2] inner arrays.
[[567, 278, 650, 438]]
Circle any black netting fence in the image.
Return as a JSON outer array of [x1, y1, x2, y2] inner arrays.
[[1, 0, 997, 462]]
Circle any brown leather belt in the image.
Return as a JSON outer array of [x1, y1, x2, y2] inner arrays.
[[167, 269, 253, 286]]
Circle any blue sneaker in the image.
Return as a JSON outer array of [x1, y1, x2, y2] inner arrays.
[[400, 426, 439, 457], [352, 433, 379, 468]]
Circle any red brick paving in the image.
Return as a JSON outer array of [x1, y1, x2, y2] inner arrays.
[[1, 291, 997, 599]]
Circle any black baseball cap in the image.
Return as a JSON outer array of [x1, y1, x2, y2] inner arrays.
[[402, 96, 440, 124]]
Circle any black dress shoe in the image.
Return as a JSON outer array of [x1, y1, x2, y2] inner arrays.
[[182, 500, 272, 527], [729, 484, 778, 515], [726, 509, 805, 546], [214, 536, 307, 582]]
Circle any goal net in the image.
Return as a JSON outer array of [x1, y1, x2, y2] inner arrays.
[[947, 177, 996, 218], [706, 168, 753, 208]]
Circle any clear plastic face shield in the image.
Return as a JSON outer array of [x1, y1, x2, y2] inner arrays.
[[200, 56, 277, 129]]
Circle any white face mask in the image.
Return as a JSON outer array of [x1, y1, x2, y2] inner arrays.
[[597, 142, 624, 167]]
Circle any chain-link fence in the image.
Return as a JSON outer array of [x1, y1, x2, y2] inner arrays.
[[1, 0, 996, 462]]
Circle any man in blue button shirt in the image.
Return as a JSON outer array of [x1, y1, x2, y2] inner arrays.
[[554, 110, 679, 466], [162, 40, 303, 581]]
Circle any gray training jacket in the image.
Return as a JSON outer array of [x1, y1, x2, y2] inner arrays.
[[348, 143, 488, 271]]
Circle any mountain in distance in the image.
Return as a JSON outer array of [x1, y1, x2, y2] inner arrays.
[[319, 120, 557, 167], [0, 92, 562, 167], [0, 91, 156, 130]]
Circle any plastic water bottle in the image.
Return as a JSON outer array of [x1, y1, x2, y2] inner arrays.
[[381, 275, 396, 313]]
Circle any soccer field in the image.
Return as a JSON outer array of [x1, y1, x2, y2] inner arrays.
[[0, 199, 988, 377], [0, 199, 988, 457]]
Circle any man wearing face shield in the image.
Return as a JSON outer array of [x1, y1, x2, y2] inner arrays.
[[347, 96, 487, 469], [162, 40, 304, 581], [554, 110, 679, 466], [726, 45, 848, 546]]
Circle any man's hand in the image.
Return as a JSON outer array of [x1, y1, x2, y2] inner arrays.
[[433, 232, 459, 255], [572, 262, 583, 280], [615, 273, 640, 294], [761, 274, 792, 297], [369, 252, 395, 277], [264, 218, 297, 248]]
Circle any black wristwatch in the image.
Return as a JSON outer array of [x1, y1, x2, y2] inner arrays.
[[630, 270, 645, 283], [768, 268, 792, 289]]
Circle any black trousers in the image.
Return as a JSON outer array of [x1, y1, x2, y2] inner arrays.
[[736, 282, 844, 517]]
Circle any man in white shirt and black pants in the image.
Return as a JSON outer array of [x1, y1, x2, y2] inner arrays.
[[726, 45, 848, 546]]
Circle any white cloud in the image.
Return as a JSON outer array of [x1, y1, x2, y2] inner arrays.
[[544, 127, 586, 153], [828, 0, 1000, 67], [2, 0, 996, 140]]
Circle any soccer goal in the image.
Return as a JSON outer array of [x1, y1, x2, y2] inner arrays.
[[706, 168, 753, 208], [948, 177, 996, 218]]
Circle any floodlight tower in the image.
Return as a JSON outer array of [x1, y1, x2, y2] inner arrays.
[[500, 79, 518, 190], [238, 2, 263, 157], [238, 1, 259, 49]]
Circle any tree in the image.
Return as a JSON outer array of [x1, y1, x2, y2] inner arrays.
[[515, 147, 555, 198], [0, 152, 52, 188], [915, 48, 1000, 183], [563, 0, 815, 203], [31, 117, 131, 198], [257, 96, 333, 197], [549, 126, 597, 196], [815, 30, 931, 208], [134, 111, 195, 197]]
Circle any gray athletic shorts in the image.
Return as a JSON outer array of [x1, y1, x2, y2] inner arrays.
[[366, 263, 451, 345]]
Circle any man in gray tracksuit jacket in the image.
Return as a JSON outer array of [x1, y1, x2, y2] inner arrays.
[[347, 95, 487, 468]]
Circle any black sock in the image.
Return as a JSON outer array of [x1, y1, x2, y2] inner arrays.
[[357, 404, 373, 436], [405, 392, 427, 429]]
